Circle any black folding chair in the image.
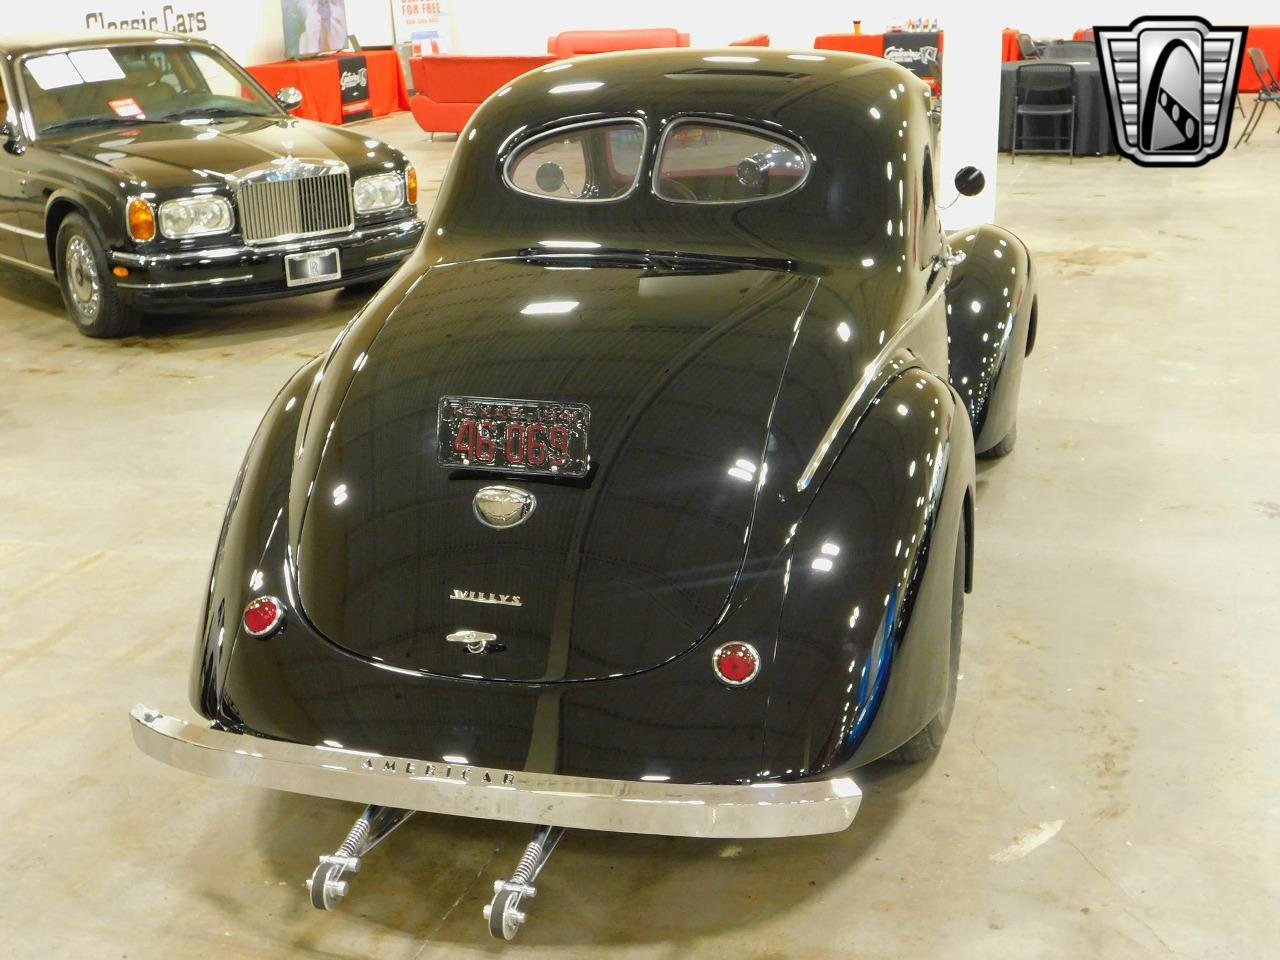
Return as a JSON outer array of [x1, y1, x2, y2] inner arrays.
[[1016, 33, 1041, 60], [1235, 47, 1280, 147], [1011, 63, 1077, 162]]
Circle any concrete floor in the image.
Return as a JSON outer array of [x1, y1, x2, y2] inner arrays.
[[1, 108, 1278, 959]]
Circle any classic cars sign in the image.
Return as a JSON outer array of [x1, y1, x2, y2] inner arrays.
[[82, 5, 210, 33], [338, 54, 372, 122]]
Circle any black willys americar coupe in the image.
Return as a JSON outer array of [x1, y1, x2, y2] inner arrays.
[[0, 31, 422, 337], [132, 48, 1037, 939]]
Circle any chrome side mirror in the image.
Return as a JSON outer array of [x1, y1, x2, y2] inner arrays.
[[275, 86, 303, 111]]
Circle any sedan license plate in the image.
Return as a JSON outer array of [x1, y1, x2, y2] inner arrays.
[[284, 248, 341, 287], [437, 396, 590, 478]]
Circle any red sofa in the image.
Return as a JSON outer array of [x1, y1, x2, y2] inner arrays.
[[409, 28, 692, 136], [546, 28, 689, 57], [730, 34, 770, 47], [409, 54, 556, 135]]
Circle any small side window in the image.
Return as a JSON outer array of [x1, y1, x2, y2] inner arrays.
[[655, 121, 808, 204], [505, 120, 645, 203]]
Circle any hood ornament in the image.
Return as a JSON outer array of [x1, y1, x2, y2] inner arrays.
[[473, 485, 536, 529]]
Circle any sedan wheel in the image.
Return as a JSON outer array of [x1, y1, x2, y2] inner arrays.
[[64, 235, 102, 324], [56, 213, 140, 338]]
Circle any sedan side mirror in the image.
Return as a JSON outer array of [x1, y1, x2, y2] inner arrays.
[[0, 120, 19, 154], [275, 86, 303, 111], [954, 166, 986, 197]]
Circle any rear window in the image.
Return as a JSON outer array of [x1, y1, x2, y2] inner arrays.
[[505, 119, 645, 202], [655, 120, 808, 204]]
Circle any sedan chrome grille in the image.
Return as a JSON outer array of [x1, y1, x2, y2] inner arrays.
[[237, 168, 353, 244]]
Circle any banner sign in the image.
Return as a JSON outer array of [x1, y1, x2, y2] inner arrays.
[[392, 0, 454, 56], [882, 31, 940, 79], [338, 54, 371, 122]]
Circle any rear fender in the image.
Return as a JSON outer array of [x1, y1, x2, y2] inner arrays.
[[945, 224, 1037, 453], [188, 358, 318, 720], [757, 367, 975, 775]]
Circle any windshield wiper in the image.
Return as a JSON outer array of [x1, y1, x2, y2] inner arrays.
[[155, 106, 277, 121], [40, 115, 165, 134]]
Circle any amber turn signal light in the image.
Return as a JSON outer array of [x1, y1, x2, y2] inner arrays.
[[127, 198, 156, 241], [712, 641, 760, 687], [406, 165, 418, 205], [243, 596, 285, 638]]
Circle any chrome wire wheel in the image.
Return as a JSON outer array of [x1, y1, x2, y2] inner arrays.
[[64, 234, 102, 322]]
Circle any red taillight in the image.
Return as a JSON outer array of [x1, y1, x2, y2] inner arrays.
[[243, 596, 284, 637], [712, 641, 760, 687]]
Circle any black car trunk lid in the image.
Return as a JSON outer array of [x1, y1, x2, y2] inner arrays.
[[293, 258, 815, 681]]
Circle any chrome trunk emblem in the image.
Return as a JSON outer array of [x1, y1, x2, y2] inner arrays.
[[473, 485, 536, 529], [450, 589, 522, 607], [446, 629, 501, 654]]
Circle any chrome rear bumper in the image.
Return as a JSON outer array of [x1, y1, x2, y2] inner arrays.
[[130, 705, 861, 839]]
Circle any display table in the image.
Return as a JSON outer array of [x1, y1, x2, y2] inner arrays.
[[814, 32, 942, 92], [247, 49, 410, 125], [813, 33, 885, 57], [998, 60, 1115, 156], [1002, 28, 1023, 62], [816, 30, 1022, 62]]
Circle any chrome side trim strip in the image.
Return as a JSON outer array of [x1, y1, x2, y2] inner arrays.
[[130, 705, 861, 838], [116, 273, 255, 291], [0, 251, 54, 276], [111, 218, 423, 267], [364, 246, 417, 263], [0, 221, 45, 240]]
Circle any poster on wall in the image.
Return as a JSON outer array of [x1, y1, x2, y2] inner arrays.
[[283, 0, 350, 58], [392, 0, 455, 56], [882, 31, 940, 79], [338, 55, 371, 122]]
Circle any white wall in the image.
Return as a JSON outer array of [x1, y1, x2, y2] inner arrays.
[[5, 0, 395, 66], [450, 1, 909, 53], [449, 1, 1280, 54]]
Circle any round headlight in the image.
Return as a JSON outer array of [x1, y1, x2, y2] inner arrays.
[[158, 195, 233, 238]]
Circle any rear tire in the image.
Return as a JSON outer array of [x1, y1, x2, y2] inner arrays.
[[886, 534, 964, 764], [977, 422, 1017, 460], [56, 213, 140, 338]]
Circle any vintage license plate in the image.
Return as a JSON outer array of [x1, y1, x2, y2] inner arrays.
[[437, 396, 591, 477], [284, 248, 341, 287]]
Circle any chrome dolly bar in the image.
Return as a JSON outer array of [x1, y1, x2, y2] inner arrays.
[[306, 804, 415, 910], [483, 824, 567, 941]]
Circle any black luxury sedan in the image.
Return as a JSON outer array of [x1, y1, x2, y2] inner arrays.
[[0, 31, 424, 336]]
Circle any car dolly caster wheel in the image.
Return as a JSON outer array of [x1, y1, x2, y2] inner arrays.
[[303, 804, 414, 911], [482, 824, 566, 940], [307, 859, 350, 910]]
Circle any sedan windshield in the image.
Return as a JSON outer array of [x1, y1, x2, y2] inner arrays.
[[21, 44, 280, 135]]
